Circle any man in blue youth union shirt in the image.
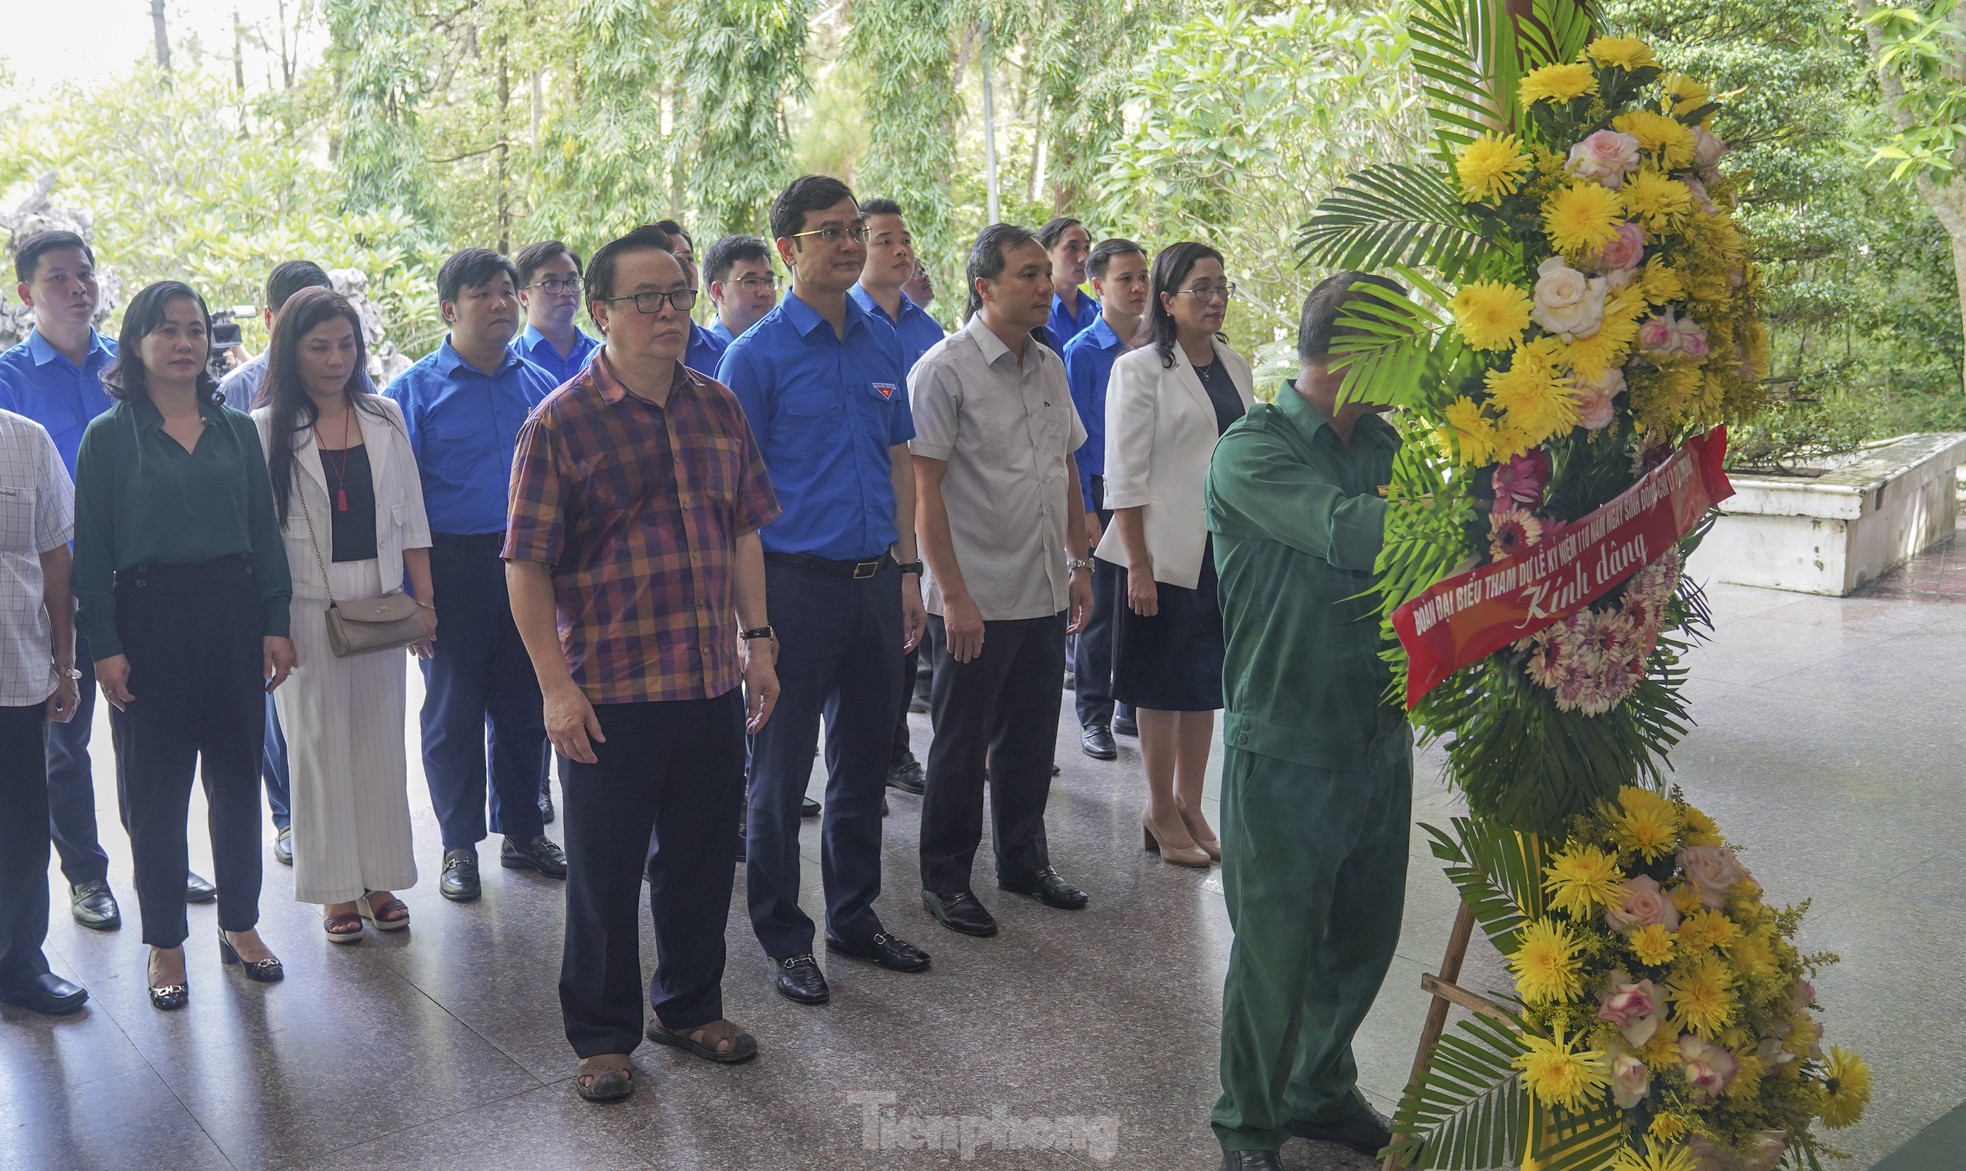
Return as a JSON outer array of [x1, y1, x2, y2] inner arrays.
[[512, 240, 599, 387]]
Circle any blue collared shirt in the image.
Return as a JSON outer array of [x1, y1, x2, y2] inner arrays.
[[0, 328, 118, 475], [1063, 316, 1130, 510], [716, 290, 914, 560], [513, 324, 599, 387], [849, 284, 947, 375], [217, 352, 267, 411], [686, 322, 729, 380], [1046, 290, 1102, 355], [385, 339, 558, 535], [707, 317, 738, 348]]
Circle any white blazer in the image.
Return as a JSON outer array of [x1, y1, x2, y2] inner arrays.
[[1094, 339, 1254, 589], [253, 397, 433, 601]]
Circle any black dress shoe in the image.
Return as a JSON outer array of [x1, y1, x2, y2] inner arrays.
[[70, 881, 121, 930], [801, 797, 821, 817], [921, 889, 998, 937], [440, 848, 481, 901], [908, 694, 931, 715], [501, 835, 569, 879], [1288, 1102, 1393, 1157], [998, 867, 1089, 910], [1080, 725, 1117, 760], [540, 790, 556, 825], [0, 972, 89, 1015], [826, 931, 930, 972], [773, 954, 830, 1004], [886, 755, 926, 795], [273, 825, 293, 866], [1111, 713, 1138, 737], [185, 872, 218, 904], [1222, 1151, 1283, 1171]]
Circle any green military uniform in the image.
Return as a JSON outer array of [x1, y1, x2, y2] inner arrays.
[[1204, 382, 1412, 1155]]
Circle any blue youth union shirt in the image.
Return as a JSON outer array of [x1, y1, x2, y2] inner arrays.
[[513, 324, 599, 387], [1063, 316, 1129, 510], [385, 339, 557, 535], [716, 291, 914, 561], [0, 328, 117, 475], [686, 322, 729, 380], [1045, 290, 1101, 356], [849, 284, 946, 376]]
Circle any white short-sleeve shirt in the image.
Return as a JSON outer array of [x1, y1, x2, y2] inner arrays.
[[908, 315, 1086, 621], [0, 409, 75, 706]]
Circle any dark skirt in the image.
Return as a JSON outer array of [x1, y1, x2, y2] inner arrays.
[[1110, 539, 1225, 712]]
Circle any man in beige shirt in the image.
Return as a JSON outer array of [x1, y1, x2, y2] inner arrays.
[[908, 223, 1093, 938]]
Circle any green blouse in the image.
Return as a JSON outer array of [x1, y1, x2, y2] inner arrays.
[[72, 395, 293, 658]]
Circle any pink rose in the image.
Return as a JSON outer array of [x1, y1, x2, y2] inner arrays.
[[1638, 314, 1677, 355], [1589, 222, 1646, 276], [1686, 1137, 1728, 1171], [1678, 844, 1742, 908], [1609, 1052, 1651, 1109], [1684, 176, 1718, 214], [1680, 1033, 1738, 1100], [1694, 127, 1728, 172], [1669, 316, 1710, 360], [1567, 129, 1642, 189], [1531, 256, 1609, 341], [1605, 874, 1679, 930], [1572, 368, 1623, 431], [1597, 978, 1663, 1047]]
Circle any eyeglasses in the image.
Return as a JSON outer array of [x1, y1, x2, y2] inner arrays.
[[600, 288, 699, 314], [528, 279, 580, 296], [733, 274, 782, 291], [1174, 283, 1238, 302], [787, 223, 870, 245]]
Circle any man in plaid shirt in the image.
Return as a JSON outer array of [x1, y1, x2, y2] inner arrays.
[[505, 225, 780, 1104]]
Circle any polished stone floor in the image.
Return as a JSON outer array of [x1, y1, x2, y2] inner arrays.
[[2, 574, 1957, 1169]]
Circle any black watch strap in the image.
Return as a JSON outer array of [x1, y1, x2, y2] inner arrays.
[[896, 560, 925, 576], [740, 625, 775, 641]]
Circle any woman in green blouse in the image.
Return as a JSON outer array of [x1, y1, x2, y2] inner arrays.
[[71, 281, 297, 1010]]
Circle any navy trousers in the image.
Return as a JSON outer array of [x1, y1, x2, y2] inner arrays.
[[746, 557, 902, 958], [45, 633, 109, 888], [419, 534, 546, 851], [0, 704, 53, 986], [261, 693, 291, 832], [1074, 478, 1126, 730]]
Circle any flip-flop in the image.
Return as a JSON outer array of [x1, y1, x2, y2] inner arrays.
[[574, 1053, 635, 1102], [646, 1017, 758, 1064], [358, 892, 411, 932], [322, 911, 364, 944]]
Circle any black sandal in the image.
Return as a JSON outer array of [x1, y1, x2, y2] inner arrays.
[[574, 1053, 635, 1102]]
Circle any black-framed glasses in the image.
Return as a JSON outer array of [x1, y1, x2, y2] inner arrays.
[[787, 223, 869, 245], [529, 278, 580, 296], [601, 289, 699, 314], [1175, 282, 1238, 302], [733, 274, 783, 291]]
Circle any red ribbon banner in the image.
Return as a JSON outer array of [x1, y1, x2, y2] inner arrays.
[[1392, 427, 1735, 709]]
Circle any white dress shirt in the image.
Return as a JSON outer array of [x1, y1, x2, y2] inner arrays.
[[0, 409, 74, 706]]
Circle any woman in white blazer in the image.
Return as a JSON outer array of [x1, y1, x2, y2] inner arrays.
[[253, 288, 434, 943], [1094, 243, 1253, 868]]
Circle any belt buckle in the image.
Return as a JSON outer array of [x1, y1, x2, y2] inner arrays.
[[852, 559, 880, 580]]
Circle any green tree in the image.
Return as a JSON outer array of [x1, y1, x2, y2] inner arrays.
[[326, 0, 443, 228], [844, 0, 965, 291], [667, 0, 815, 237]]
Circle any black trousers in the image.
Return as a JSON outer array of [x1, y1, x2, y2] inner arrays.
[[109, 557, 266, 948], [560, 690, 745, 1058], [1075, 477, 1122, 729], [45, 633, 109, 887], [0, 703, 53, 986], [919, 611, 1066, 893]]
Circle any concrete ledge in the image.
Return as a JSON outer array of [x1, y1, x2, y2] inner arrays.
[[1694, 433, 1966, 595]]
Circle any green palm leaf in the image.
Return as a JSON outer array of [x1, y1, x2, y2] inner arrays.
[[1386, 1013, 1530, 1169], [1297, 164, 1491, 283], [1409, 0, 1520, 147], [1517, 0, 1602, 72], [1529, 1099, 1625, 1171]]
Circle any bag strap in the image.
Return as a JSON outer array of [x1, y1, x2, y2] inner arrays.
[[294, 469, 341, 608]]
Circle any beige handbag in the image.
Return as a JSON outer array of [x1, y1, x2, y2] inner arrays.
[[296, 471, 427, 656]]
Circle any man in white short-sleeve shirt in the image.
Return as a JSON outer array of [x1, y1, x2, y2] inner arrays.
[[0, 408, 88, 1014], [908, 223, 1093, 939]]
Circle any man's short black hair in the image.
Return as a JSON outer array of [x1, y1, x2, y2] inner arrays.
[[702, 234, 771, 287], [1297, 271, 1409, 362], [512, 240, 583, 287], [1087, 238, 1146, 281], [264, 260, 332, 315], [859, 198, 904, 219], [437, 248, 520, 305], [963, 223, 1041, 322], [651, 220, 692, 250], [584, 225, 677, 324], [770, 175, 858, 244], [13, 230, 95, 285], [1036, 216, 1087, 251]]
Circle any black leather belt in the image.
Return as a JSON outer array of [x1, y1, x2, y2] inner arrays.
[[765, 552, 891, 580]]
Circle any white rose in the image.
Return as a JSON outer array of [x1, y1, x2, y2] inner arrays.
[[1531, 256, 1609, 341]]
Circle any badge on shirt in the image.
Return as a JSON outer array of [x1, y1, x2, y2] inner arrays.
[[872, 382, 898, 401]]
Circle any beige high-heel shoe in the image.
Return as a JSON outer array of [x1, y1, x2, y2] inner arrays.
[[1179, 807, 1223, 862], [1142, 814, 1212, 868]]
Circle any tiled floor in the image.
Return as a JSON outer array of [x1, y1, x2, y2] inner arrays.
[[2, 573, 1957, 1169]]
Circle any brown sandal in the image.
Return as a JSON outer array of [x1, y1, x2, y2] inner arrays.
[[574, 1053, 635, 1102], [646, 1017, 758, 1064]]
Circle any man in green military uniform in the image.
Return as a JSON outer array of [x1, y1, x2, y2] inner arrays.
[[1205, 273, 1412, 1171]]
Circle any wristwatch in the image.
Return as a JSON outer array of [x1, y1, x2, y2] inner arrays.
[[1066, 557, 1094, 574], [57, 666, 82, 682], [739, 625, 776, 642], [895, 560, 925, 576]]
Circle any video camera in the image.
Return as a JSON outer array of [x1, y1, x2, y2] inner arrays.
[[208, 304, 255, 383]]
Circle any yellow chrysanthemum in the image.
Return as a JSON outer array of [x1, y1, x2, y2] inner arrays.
[[1820, 1046, 1872, 1128], [1587, 36, 1660, 72], [1457, 132, 1535, 203], [1543, 182, 1626, 257], [1515, 1025, 1611, 1110], [1543, 842, 1627, 918], [1640, 1026, 1682, 1071], [1560, 309, 1639, 382], [1677, 907, 1741, 951], [1609, 1138, 1698, 1171], [1612, 109, 1698, 169], [1662, 73, 1710, 116], [1629, 922, 1676, 966], [1648, 1112, 1689, 1143], [1519, 61, 1599, 107], [1786, 1012, 1822, 1060], [1610, 786, 1682, 861], [1668, 882, 1706, 916], [1725, 1049, 1766, 1102], [1624, 169, 1695, 233], [1486, 358, 1579, 446], [1438, 398, 1502, 466], [1725, 924, 1778, 981], [1509, 917, 1587, 1005], [1638, 257, 1686, 307], [1451, 281, 1534, 351], [1681, 805, 1722, 846], [1667, 952, 1738, 1037]]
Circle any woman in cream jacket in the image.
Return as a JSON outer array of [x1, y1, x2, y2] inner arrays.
[[253, 288, 435, 942], [1094, 243, 1253, 868]]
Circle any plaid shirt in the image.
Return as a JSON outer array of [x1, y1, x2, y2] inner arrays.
[[503, 353, 779, 705]]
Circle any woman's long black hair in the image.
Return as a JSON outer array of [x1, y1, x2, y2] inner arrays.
[[260, 286, 392, 526], [102, 280, 222, 404], [1138, 241, 1227, 370]]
